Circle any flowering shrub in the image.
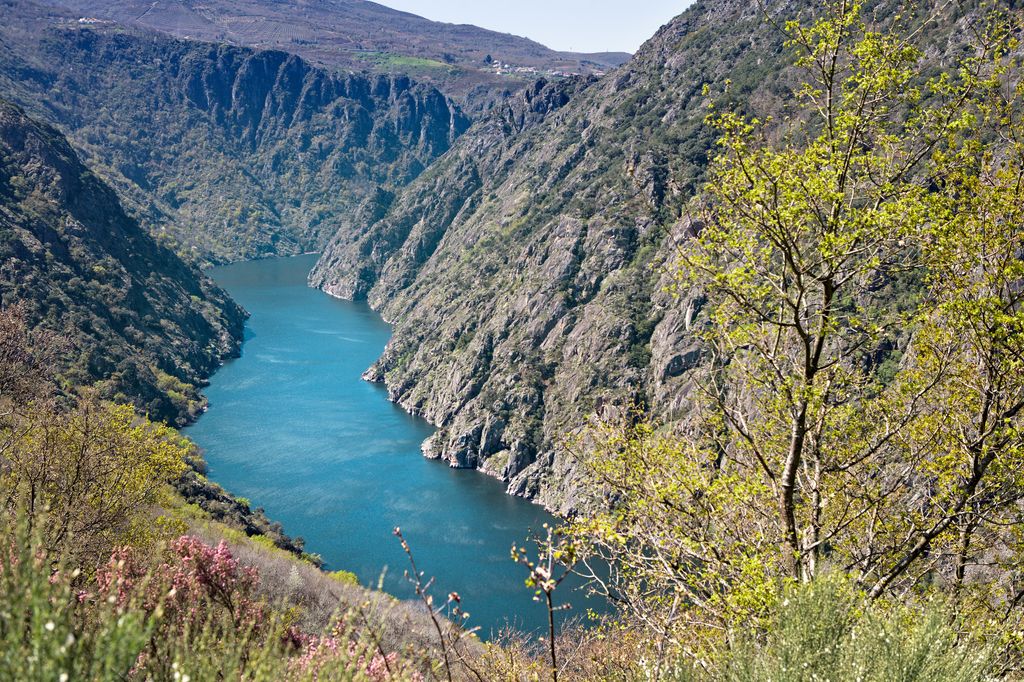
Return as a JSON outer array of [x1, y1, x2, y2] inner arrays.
[[289, 622, 412, 682], [91, 535, 416, 680], [97, 536, 264, 631]]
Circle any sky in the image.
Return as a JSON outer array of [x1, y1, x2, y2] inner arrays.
[[375, 1, 693, 54]]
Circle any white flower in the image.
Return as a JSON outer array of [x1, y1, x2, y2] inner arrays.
[[44, 621, 55, 632], [59, 674, 69, 682]]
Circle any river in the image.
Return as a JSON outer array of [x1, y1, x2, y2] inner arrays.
[[183, 254, 596, 637]]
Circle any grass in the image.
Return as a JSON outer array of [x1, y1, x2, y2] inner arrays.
[[354, 51, 455, 72]]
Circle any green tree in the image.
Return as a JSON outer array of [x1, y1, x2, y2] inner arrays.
[[1, 395, 189, 563], [569, 0, 1024, 666]]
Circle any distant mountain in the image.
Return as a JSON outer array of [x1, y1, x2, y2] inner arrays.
[[0, 100, 245, 424], [0, 0, 470, 264], [41, 0, 632, 103]]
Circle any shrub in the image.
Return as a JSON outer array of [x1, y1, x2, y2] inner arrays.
[[0, 515, 152, 681], [714, 577, 993, 682], [0, 518, 424, 681], [328, 570, 360, 587], [0, 395, 189, 563]]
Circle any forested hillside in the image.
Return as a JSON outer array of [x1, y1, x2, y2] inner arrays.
[[0, 0, 470, 264], [0, 100, 243, 423]]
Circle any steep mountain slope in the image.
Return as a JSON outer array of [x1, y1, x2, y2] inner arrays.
[[310, 0, 914, 512], [44, 0, 629, 100], [311, 76, 600, 301], [0, 100, 244, 424], [0, 0, 470, 264]]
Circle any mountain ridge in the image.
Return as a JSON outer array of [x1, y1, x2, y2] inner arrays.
[[42, 0, 631, 104]]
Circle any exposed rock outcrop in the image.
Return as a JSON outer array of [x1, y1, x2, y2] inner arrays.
[[311, 0, 963, 513]]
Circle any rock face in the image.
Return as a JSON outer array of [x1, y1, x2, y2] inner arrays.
[[308, 0, 838, 513], [0, 0, 471, 264], [312, 77, 596, 302], [0, 100, 244, 423], [312, 0, 979, 513]]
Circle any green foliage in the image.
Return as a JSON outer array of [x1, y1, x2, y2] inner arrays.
[[151, 366, 205, 422], [0, 515, 153, 681], [717, 577, 993, 682], [1, 396, 190, 562], [569, 0, 1024, 671], [355, 52, 455, 72], [328, 570, 361, 587]]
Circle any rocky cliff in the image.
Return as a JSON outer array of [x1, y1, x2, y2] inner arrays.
[[0, 100, 244, 423], [0, 0, 470, 264], [309, 0, 877, 512]]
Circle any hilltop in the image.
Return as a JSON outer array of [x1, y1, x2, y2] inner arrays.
[[43, 0, 631, 105]]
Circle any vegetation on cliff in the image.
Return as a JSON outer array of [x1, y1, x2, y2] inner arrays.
[[563, 0, 1024, 673], [0, 100, 244, 424]]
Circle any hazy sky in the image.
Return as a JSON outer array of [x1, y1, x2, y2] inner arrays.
[[375, 1, 693, 54]]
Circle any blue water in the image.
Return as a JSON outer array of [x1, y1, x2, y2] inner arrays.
[[184, 254, 593, 637]]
